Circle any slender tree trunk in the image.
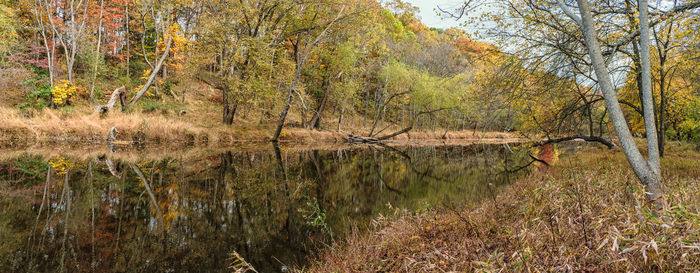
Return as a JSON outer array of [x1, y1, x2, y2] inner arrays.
[[638, 0, 661, 174], [653, 23, 674, 158], [566, 0, 663, 210], [222, 90, 237, 125], [273, 85, 296, 141], [337, 108, 344, 132], [125, 1, 130, 78], [658, 66, 666, 157], [310, 82, 331, 129], [90, 0, 105, 107], [127, 36, 173, 109], [33, 1, 55, 87]]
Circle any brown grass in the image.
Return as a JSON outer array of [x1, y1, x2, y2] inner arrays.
[[0, 105, 517, 147], [304, 142, 700, 272]]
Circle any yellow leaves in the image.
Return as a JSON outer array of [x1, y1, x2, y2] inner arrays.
[[49, 157, 74, 175], [51, 80, 76, 106], [157, 184, 180, 231], [0, 4, 20, 55], [158, 22, 189, 71]]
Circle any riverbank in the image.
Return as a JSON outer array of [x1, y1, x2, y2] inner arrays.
[[304, 142, 700, 272], [0, 106, 516, 147]]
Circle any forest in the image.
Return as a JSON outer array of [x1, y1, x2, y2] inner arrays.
[[0, 0, 698, 144], [0, 0, 699, 272]]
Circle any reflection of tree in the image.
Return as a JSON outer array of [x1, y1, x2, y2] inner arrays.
[[130, 163, 165, 231], [1, 144, 532, 272]]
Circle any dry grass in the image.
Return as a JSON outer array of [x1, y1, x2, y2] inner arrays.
[[0, 105, 517, 147], [0, 106, 207, 145], [304, 142, 700, 272]]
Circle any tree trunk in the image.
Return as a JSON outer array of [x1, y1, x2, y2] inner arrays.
[[125, 1, 130, 78], [223, 101, 237, 125], [658, 65, 666, 157], [638, 0, 662, 175], [537, 135, 616, 149], [567, 0, 663, 211], [337, 108, 344, 132], [309, 85, 330, 129], [653, 23, 674, 158], [90, 0, 105, 107], [273, 89, 295, 141], [127, 36, 173, 109], [95, 86, 126, 114]]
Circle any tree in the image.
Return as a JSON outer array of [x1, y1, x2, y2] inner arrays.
[[37, 0, 91, 85], [0, 3, 22, 62], [555, 0, 664, 210], [272, 2, 351, 141], [447, 0, 700, 211]]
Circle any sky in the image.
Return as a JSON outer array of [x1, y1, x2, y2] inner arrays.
[[403, 0, 499, 39], [403, 0, 465, 30]]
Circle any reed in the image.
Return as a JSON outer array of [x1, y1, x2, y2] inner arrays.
[[304, 142, 700, 272]]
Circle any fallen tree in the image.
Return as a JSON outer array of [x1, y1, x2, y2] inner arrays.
[[536, 135, 617, 149], [348, 107, 450, 144]]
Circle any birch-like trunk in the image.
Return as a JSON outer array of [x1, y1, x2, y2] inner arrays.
[[89, 0, 105, 106], [637, 0, 661, 174], [563, 0, 663, 209]]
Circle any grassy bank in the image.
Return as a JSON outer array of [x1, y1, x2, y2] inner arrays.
[[0, 105, 515, 147], [305, 142, 700, 272]]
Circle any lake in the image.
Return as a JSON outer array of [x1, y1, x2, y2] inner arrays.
[[0, 142, 532, 272]]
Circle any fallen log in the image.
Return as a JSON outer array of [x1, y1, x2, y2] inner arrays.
[[536, 135, 617, 149], [348, 126, 413, 144], [348, 134, 380, 144]]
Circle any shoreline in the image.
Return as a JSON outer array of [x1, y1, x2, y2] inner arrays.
[[0, 137, 524, 162], [0, 107, 518, 148], [303, 142, 700, 272]]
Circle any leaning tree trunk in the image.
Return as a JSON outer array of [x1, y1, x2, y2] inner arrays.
[[272, 6, 346, 142], [126, 35, 173, 109], [95, 86, 126, 114], [566, 0, 663, 211], [273, 86, 296, 141], [309, 86, 330, 129]]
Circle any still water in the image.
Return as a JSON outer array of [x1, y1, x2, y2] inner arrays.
[[0, 143, 531, 272]]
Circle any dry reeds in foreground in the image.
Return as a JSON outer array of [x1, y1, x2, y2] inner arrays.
[[304, 143, 700, 272]]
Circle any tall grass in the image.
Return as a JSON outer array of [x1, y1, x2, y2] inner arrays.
[[0, 105, 518, 146], [304, 143, 700, 272]]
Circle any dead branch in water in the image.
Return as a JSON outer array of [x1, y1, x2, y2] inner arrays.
[[536, 135, 616, 149]]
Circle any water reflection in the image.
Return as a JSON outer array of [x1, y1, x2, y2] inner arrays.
[[0, 143, 531, 272]]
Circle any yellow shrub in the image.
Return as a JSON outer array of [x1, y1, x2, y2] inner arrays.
[[51, 80, 76, 106]]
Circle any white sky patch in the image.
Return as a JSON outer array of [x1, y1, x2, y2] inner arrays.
[[403, 0, 500, 42], [403, 0, 463, 29]]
